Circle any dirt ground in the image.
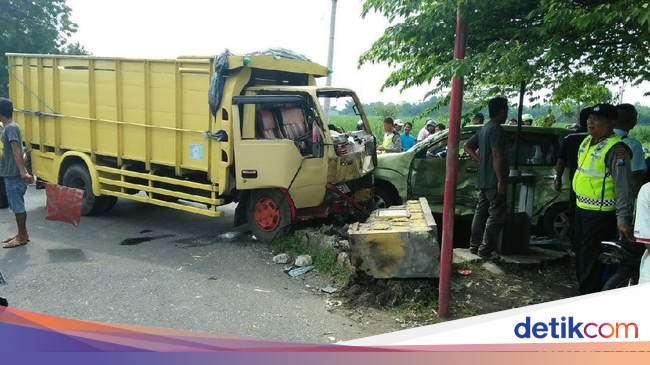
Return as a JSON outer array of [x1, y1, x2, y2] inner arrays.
[[304, 250, 577, 332]]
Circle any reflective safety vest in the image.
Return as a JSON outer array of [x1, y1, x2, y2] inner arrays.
[[572, 134, 625, 211], [381, 131, 396, 154]]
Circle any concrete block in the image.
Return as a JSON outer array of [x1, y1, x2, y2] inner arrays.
[[453, 248, 482, 264], [348, 198, 439, 278], [481, 262, 505, 276]]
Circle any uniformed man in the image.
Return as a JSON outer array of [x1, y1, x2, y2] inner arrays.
[[376, 117, 402, 154], [572, 103, 635, 295]]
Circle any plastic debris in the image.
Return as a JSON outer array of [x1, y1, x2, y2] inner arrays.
[[285, 265, 314, 277], [273, 254, 290, 264], [321, 286, 338, 294], [44, 183, 84, 226], [457, 269, 472, 276]]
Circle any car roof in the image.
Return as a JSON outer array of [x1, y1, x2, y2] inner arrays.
[[462, 124, 573, 137]]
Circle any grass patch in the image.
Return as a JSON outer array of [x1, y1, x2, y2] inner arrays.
[[270, 236, 352, 286], [450, 300, 479, 318]]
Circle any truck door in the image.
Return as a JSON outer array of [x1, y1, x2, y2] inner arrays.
[[231, 95, 329, 209]]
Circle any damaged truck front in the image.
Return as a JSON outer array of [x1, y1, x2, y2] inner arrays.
[[6, 51, 376, 242]]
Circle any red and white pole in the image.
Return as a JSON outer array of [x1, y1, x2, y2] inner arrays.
[[438, 8, 468, 317]]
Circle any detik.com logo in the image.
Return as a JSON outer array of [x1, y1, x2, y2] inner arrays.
[[515, 317, 638, 339]]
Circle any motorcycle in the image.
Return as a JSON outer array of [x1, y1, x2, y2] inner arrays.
[[599, 239, 645, 290]]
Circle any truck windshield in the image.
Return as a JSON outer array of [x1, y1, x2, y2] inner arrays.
[[317, 91, 364, 133]]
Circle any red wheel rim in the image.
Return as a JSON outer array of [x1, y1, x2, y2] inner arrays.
[[254, 198, 280, 232]]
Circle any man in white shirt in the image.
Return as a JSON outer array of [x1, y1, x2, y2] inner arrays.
[[635, 184, 650, 284], [417, 119, 437, 142]]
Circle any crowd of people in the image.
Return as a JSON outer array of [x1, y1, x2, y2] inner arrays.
[[3, 94, 649, 295], [462, 97, 649, 294]]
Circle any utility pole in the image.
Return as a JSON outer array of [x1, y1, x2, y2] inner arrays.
[[323, 0, 338, 123]]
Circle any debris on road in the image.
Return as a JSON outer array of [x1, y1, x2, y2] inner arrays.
[[321, 286, 338, 294], [254, 289, 271, 293], [285, 265, 314, 277], [326, 299, 342, 307], [337, 252, 352, 268], [273, 253, 290, 264], [294, 255, 313, 267], [348, 199, 439, 278], [457, 269, 472, 276], [481, 262, 505, 276]]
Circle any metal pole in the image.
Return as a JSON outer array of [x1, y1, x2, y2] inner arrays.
[[511, 80, 526, 213], [323, 0, 338, 123], [438, 8, 468, 318]]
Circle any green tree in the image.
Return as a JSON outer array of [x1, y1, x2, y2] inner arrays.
[[0, 0, 80, 97], [551, 73, 613, 124], [61, 42, 90, 56], [373, 103, 402, 120], [360, 0, 650, 108]]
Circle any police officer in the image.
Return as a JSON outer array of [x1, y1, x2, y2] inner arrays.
[[376, 117, 402, 154], [572, 103, 635, 295]]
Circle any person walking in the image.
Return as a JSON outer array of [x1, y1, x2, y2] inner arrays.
[[463, 97, 509, 261], [572, 103, 635, 295], [1, 98, 34, 248]]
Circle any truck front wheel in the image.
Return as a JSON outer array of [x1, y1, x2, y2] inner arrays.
[[247, 189, 292, 243], [62, 164, 115, 216]]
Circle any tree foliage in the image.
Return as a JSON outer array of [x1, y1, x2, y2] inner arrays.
[[0, 0, 80, 97], [61, 42, 90, 56], [373, 103, 402, 120], [360, 0, 650, 106]]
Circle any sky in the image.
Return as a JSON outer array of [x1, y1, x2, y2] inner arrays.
[[66, 0, 649, 107]]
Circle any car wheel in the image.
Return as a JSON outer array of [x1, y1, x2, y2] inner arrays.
[[374, 185, 394, 209], [542, 202, 570, 240], [602, 271, 638, 291]]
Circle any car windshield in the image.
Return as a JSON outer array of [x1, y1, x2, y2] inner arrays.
[[411, 130, 447, 152]]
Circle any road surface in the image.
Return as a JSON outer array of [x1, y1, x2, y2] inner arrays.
[[0, 188, 393, 343]]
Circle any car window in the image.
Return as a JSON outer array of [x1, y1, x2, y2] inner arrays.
[[421, 133, 474, 159], [506, 134, 558, 166]]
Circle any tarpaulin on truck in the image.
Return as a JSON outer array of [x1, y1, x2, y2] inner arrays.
[[208, 49, 231, 118], [208, 48, 312, 117]]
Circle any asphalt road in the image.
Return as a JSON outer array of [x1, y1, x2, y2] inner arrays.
[[0, 188, 381, 343]]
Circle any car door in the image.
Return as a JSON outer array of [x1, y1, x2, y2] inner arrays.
[[506, 132, 563, 218], [409, 131, 478, 215]]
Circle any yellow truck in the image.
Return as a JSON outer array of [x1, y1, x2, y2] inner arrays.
[[5, 52, 376, 241]]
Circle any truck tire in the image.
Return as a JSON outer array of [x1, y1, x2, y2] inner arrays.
[[0, 178, 8, 209], [247, 189, 292, 243], [98, 195, 118, 214], [542, 202, 570, 240], [62, 164, 109, 216]]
